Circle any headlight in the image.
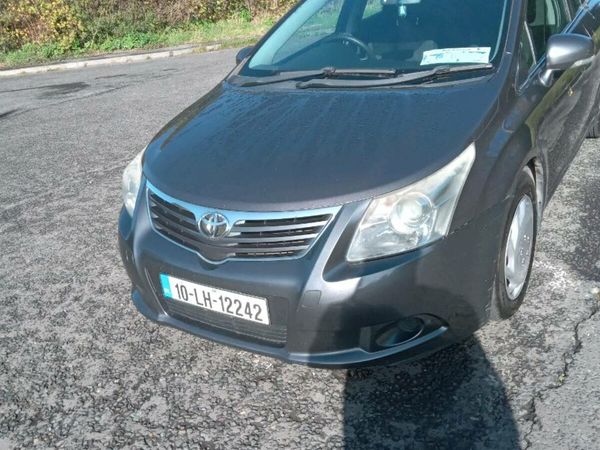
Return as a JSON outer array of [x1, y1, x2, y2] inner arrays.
[[121, 148, 146, 216], [347, 143, 476, 262]]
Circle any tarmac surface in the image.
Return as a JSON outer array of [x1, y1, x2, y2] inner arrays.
[[0, 49, 599, 449]]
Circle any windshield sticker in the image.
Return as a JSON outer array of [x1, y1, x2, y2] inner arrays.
[[421, 47, 491, 66]]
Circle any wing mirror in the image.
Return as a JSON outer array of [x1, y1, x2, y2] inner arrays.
[[236, 46, 254, 65], [540, 34, 594, 86]]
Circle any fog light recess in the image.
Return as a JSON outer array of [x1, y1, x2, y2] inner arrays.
[[375, 317, 425, 348]]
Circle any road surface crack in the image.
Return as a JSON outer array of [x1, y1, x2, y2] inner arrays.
[[522, 294, 600, 449]]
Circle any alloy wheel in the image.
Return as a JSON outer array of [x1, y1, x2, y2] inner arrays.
[[504, 195, 535, 300]]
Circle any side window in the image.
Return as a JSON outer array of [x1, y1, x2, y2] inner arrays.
[[565, 0, 583, 16], [517, 22, 537, 86], [271, 0, 345, 64], [527, 0, 569, 56], [545, 0, 569, 34], [362, 0, 383, 19], [519, 23, 537, 80]]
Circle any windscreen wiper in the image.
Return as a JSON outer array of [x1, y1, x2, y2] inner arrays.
[[296, 64, 494, 89], [233, 67, 399, 87]]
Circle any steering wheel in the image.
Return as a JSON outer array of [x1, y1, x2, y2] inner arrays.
[[322, 33, 376, 61]]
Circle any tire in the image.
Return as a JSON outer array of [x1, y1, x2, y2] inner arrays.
[[490, 166, 538, 320], [587, 119, 600, 139]]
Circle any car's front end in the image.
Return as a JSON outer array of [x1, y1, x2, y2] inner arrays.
[[119, 139, 509, 367], [119, 0, 518, 367]]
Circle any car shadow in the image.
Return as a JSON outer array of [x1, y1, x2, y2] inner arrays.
[[338, 339, 519, 449], [308, 272, 519, 449]]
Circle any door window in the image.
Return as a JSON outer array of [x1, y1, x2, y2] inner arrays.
[[565, 0, 582, 17], [517, 21, 537, 86], [520, 22, 536, 75], [526, 0, 569, 56], [362, 0, 383, 19]]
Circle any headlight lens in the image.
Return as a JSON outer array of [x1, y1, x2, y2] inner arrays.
[[121, 148, 145, 216], [347, 143, 476, 262]]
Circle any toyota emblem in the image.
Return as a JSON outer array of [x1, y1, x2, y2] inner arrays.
[[199, 212, 229, 239]]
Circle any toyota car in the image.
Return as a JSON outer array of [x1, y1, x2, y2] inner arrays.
[[119, 0, 600, 367]]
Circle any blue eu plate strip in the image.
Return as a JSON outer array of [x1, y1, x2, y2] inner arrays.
[[159, 274, 172, 298]]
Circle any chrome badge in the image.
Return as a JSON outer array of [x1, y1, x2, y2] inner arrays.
[[199, 212, 229, 239]]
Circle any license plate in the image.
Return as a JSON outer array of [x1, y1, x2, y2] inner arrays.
[[159, 274, 270, 325]]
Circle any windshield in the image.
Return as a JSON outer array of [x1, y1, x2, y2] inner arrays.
[[240, 0, 510, 77]]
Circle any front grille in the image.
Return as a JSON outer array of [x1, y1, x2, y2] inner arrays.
[[147, 183, 340, 262], [163, 298, 288, 347]]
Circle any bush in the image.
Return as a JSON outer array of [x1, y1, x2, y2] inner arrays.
[[0, 0, 83, 51], [0, 0, 298, 53]]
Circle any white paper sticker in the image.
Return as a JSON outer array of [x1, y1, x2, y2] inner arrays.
[[421, 47, 491, 66]]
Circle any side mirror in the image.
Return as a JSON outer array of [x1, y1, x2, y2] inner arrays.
[[236, 46, 254, 65], [540, 33, 594, 86]]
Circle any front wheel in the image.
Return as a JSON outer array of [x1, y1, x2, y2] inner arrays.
[[491, 166, 538, 320], [587, 115, 600, 138]]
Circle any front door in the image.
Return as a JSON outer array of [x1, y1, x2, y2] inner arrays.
[[521, 0, 598, 194]]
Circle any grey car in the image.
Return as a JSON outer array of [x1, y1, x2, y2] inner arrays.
[[119, 0, 600, 367]]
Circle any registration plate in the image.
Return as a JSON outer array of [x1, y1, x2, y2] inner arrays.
[[159, 274, 270, 325]]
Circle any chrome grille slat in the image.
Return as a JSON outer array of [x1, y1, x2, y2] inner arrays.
[[146, 183, 340, 262], [224, 233, 319, 244], [150, 192, 195, 221], [227, 243, 311, 252], [152, 215, 204, 241], [230, 221, 328, 233], [236, 215, 331, 227], [151, 204, 197, 228], [153, 222, 203, 251]]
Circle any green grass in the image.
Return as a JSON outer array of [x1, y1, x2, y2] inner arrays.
[[0, 16, 277, 69]]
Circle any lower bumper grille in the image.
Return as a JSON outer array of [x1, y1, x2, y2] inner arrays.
[[146, 270, 287, 347], [163, 299, 288, 346]]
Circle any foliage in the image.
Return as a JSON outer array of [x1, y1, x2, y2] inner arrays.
[[0, 0, 296, 54], [0, 0, 83, 51], [0, 15, 275, 68]]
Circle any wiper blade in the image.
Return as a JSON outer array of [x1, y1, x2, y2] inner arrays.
[[232, 67, 398, 87], [233, 70, 329, 87], [296, 64, 494, 89], [326, 67, 398, 77]]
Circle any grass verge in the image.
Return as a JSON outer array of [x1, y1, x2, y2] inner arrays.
[[0, 16, 276, 70]]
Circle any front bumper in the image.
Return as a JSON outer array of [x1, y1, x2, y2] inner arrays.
[[119, 186, 508, 368]]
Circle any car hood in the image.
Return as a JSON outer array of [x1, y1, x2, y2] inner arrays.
[[144, 79, 500, 211]]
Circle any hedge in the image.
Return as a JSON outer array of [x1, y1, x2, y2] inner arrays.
[[0, 0, 297, 52]]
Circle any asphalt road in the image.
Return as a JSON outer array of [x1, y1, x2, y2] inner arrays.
[[1, 49, 599, 450]]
